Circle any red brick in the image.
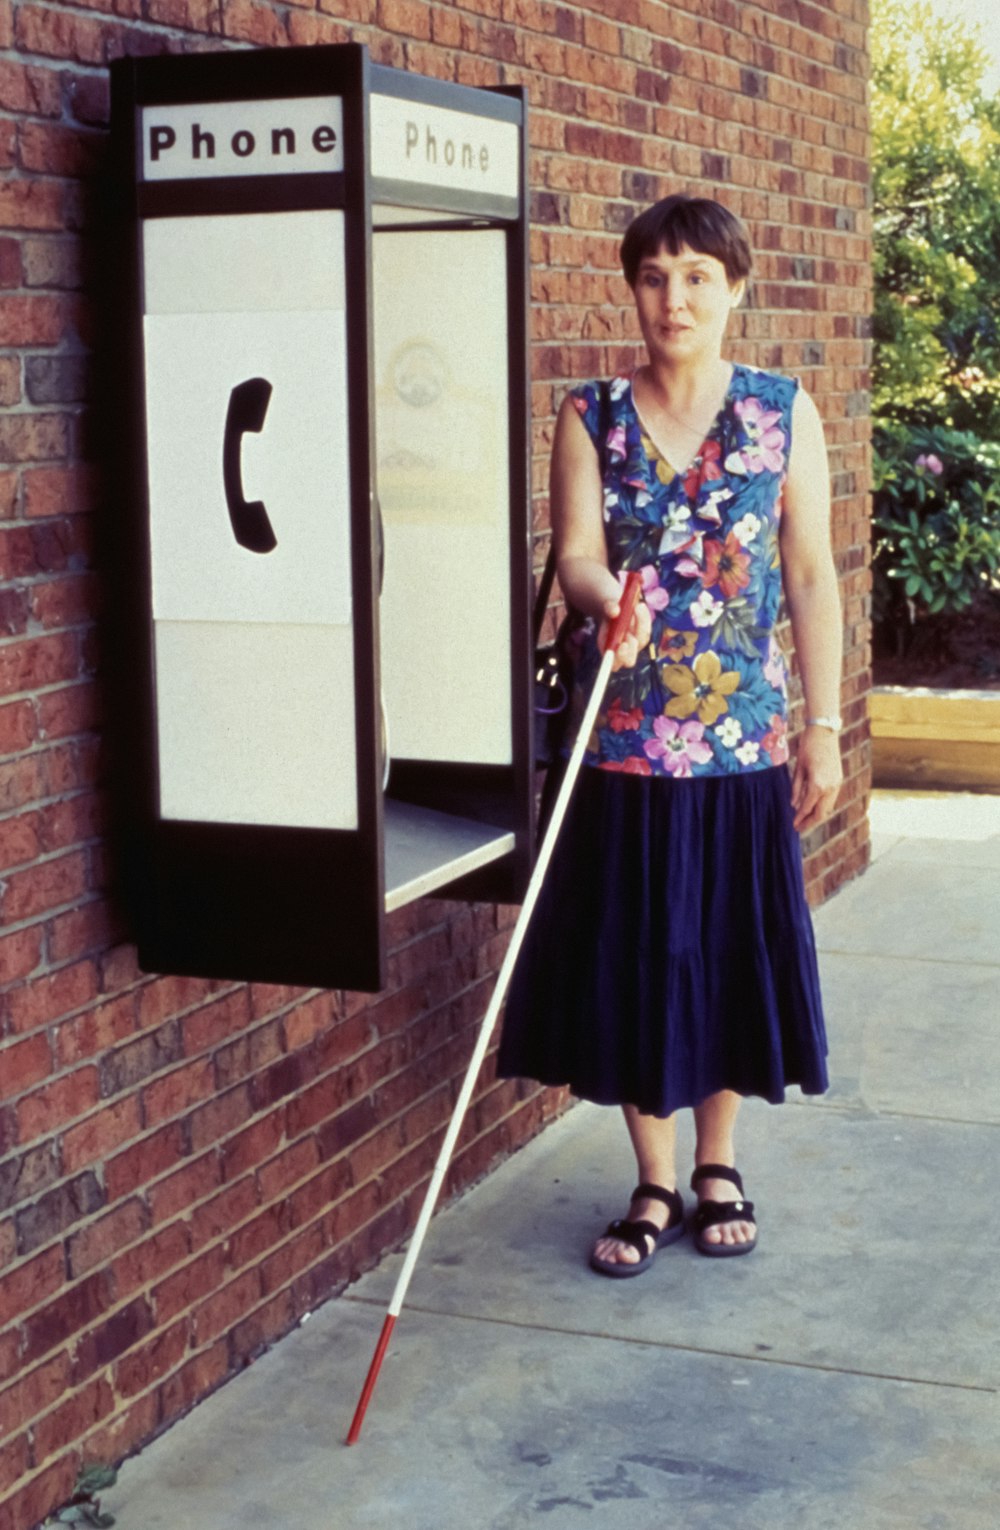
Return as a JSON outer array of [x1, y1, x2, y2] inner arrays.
[[188, 1082, 253, 1152], [227, 1285, 293, 1365], [112, 1219, 192, 1298], [256, 1137, 319, 1202], [153, 1243, 229, 1327], [0, 294, 67, 346], [0, 632, 80, 699], [227, 1201, 289, 1272], [15, 3, 107, 63], [180, 988, 251, 1056], [0, 1430, 31, 1495], [142, 1057, 215, 1128], [191, 1266, 260, 1345], [0, 355, 20, 406], [378, 0, 432, 41], [0, 1458, 79, 1530], [157, 1336, 229, 1419], [0, 924, 43, 987], [53, 990, 136, 1066], [259, 1219, 324, 1297], [0, 177, 64, 231], [137, 973, 221, 1031], [31, 579, 100, 636], [218, 1109, 284, 1184], [0, 848, 89, 923], [147, 0, 221, 31], [113, 1313, 189, 1399], [37, 682, 101, 740], [47, 896, 125, 964], [72, 1293, 154, 1382], [0, 698, 38, 755], [0, 1352, 71, 1433], [83, 1391, 159, 1469], [0, 1031, 52, 1101], [19, 234, 84, 290], [18, 120, 104, 178], [0, 808, 41, 870], [22, 463, 101, 518], [0, 58, 63, 115], [190, 1175, 259, 1251], [32, 1375, 115, 1466], [15, 1066, 99, 1145], [147, 1148, 221, 1225], [14, 1266, 112, 1364], [221, 0, 288, 47], [62, 1095, 143, 1174], [105, 1120, 187, 1202], [5, 960, 100, 1037], [0, 468, 17, 517]]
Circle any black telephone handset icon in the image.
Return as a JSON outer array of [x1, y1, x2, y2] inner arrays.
[[223, 377, 277, 554]]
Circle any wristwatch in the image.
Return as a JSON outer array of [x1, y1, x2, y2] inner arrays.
[[805, 715, 843, 733]]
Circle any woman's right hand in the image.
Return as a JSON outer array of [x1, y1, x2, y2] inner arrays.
[[599, 592, 651, 671]]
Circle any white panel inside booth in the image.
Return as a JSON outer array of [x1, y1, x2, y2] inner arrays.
[[155, 623, 358, 829], [143, 211, 346, 313], [143, 211, 357, 828], [374, 226, 512, 765]]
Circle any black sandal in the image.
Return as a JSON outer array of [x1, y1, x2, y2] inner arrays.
[[589, 1182, 685, 1278], [690, 1164, 757, 1258]]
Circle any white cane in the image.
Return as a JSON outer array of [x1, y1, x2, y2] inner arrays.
[[346, 570, 644, 1444]]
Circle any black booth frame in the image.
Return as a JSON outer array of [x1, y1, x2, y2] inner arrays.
[[108, 45, 533, 992]]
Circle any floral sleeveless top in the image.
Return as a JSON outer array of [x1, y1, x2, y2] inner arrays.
[[567, 364, 798, 778]]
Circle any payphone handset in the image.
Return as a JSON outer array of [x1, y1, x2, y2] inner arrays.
[[223, 376, 277, 554]]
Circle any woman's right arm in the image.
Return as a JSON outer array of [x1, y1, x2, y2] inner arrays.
[[550, 392, 650, 663], [551, 394, 624, 620]]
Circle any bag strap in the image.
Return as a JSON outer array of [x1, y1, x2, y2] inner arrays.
[[533, 379, 611, 645]]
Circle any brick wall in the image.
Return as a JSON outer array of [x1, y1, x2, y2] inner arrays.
[[0, 2, 872, 1525]]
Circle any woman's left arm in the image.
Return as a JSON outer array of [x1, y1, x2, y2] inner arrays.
[[780, 386, 844, 833]]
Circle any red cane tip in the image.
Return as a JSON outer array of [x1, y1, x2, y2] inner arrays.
[[345, 1314, 397, 1445]]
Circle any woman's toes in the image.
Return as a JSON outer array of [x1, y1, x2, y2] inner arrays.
[[594, 1237, 637, 1265]]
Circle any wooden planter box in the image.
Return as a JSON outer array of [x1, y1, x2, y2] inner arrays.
[[869, 686, 1000, 792]]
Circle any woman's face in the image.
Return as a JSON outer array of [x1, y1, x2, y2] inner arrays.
[[632, 243, 744, 366]]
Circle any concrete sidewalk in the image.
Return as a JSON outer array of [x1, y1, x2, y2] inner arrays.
[[104, 791, 1000, 1530]]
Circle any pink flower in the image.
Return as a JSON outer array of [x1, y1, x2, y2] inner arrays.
[[643, 716, 713, 777], [637, 564, 670, 613], [915, 453, 944, 475], [762, 712, 789, 765], [606, 424, 627, 461], [763, 637, 788, 694], [730, 397, 786, 474], [735, 396, 782, 438]]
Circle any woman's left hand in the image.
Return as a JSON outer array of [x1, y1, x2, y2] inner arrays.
[[791, 727, 843, 833]]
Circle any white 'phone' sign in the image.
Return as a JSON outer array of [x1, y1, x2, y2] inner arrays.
[[142, 98, 344, 180]]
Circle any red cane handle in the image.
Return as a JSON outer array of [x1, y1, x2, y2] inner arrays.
[[603, 570, 644, 655]]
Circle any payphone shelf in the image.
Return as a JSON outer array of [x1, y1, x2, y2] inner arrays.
[[384, 798, 514, 913]]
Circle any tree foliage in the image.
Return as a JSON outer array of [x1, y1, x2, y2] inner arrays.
[[873, 0, 1000, 437]]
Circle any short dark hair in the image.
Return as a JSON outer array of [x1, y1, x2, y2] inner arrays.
[[620, 195, 753, 289]]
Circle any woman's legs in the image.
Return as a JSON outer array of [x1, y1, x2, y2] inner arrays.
[[591, 1105, 677, 1267], [593, 1089, 755, 1264], [692, 1088, 756, 1249]]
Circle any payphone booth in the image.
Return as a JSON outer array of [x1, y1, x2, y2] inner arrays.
[[109, 46, 533, 992]]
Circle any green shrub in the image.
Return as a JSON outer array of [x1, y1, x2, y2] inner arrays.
[[872, 422, 1000, 652]]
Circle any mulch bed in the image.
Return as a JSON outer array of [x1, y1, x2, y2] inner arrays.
[[873, 595, 1000, 691]]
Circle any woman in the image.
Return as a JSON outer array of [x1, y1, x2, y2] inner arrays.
[[497, 195, 843, 1274]]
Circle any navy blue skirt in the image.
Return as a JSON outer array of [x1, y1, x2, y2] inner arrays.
[[497, 764, 828, 1117]]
